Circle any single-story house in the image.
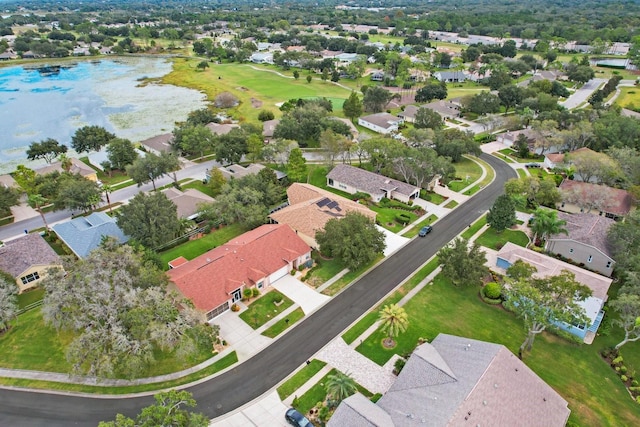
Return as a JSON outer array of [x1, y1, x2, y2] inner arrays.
[[496, 128, 559, 155], [167, 224, 312, 321], [369, 70, 386, 81], [52, 212, 129, 259], [0, 234, 63, 293], [205, 122, 240, 136], [326, 164, 420, 203], [269, 183, 377, 248], [0, 174, 18, 189], [161, 188, 214, 220], [358, 113, 404, 135], [397, 105, 420, 123], [558, 180, 633, 220], [262, 119, 280, 143], [328, 333, 570, 427], [87, 147, 145, 171], [207, 163, 286, 182], [433, 70, 467, 83], [422, 99, 461, 119], [544, 152, 566, 170], [250, 52, 273, 64], [496, 242, 612, 342], [35, 158, 98, 182], [546, 212, 616, 277], [545, 148, 602, 182], [139, 133, 174, 155]]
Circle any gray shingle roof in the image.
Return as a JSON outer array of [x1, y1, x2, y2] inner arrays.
[[0, 234, 61, 278], [52, 212, 129, 258], [328, 393, 394, 427], [549, 212, 615, 257], [326, 164, 419, 199], [360, 113, 402, 130]]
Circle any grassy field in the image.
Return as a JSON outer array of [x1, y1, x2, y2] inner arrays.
[[239, 290, 293, 329], [368, 205, 420, 233], [474, 227, 530, 249], [16, 288, 45, 308], [158, 223, 245, 269], [453, 156, 483, 182], [161, 60, 353, 123], [277, 359, 327, 400], [355, 273, 640, 426], [615, 86, 640, 110]]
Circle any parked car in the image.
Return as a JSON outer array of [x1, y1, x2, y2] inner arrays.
[[525, 163, 541, 168], [419, 225, 433, 237], [285, 408, 314, 427]]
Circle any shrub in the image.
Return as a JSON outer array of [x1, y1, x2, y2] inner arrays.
[[291, 269, 296, 275], [396, 213, 411, 223], [371, 393, 383, 403], [621, 375, 628, 382], [612, 356, 624, 366], [292, 395, 299, 407], [231, 303, 239, 312], [483, 282, 502, 299], [274, 294, 283, 304], [252, 287, 261, 297], [243, 289, 253, 300], [632, 380, 639, 387], [394, 357, 407, 375], [621, 366, 628, 374], [616, 366, 621, 372]]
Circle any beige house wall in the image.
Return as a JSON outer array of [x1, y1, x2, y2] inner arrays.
[[546, 240, 614, 277], [14, 264, 62, 294]]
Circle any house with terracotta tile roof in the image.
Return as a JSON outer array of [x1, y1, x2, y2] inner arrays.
[[0, 234, 63, 293], [558, 180, 633, 220], [496, 242, 612, 342], [546, 212, 616, 277], [269, 183, 377, 248], [326, 164, 420, 203], [167, 224, 311, 321], [328, 333, 570, 427]]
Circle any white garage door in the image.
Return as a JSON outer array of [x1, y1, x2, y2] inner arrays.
[[269, 265, 290, 283]]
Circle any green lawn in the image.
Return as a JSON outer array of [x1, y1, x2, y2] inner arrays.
[[320, 254, 384, 296], [262, 308, 305, 338], [402, 214, 438, 238], [16, 288, 44, 309], [355, 273, 640, 426], [443, 200, 458, 209], [474, 227, 530, 250], [158, 223, 245, 269], [161, 61, 354, 123], [368, 205, 419, 233], [493, 152, 515, 163], [463, 184, 481, 196], [277, 359, 327, 400], [461, 215, 487, 239], [454, 156, 483, 182], [615, 87, 640, 110], [239, 290, 294, 329], [305, 252, 347, 288], [181, 180, 215, 197], [517, 168, 528, 178], [420, 191, 447, 205]]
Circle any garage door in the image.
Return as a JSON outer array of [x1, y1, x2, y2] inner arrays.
[[269, 265, 290, 283]]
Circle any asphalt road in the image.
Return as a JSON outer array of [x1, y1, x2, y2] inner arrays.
[[0, 153, 516, 426], [560, 78, 607, 109]]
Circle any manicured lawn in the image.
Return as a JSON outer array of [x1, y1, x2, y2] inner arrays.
[[474, 227, 530, 250], [443, 200, 458, 209], [615, 87, 640, 110], [277, 359, 327, 400], [460, 215, 487, 239], [0, 351, 238, 395], [368, 205, 419, 233], [262, 308, 305, 338], [342, 257, 440, 345], [517, 168, 528, 178], [499, 148, 516, 156], [158, 223, 245, 269], [493, 152, 515, 163], [305, 252, 347, 288], [161, 61, 353, 124], [453, 156, 483, 182], [295, 368, 374, 415], [16, 288, 44, 309], [356, 273, 640, 426], [402, 214, 438, 238], [447, 179, 468, 192], [421, 191, 447, 205], [320, 254, 384, 296], [239, 290, 294, 329], [181, 179, 215, 197], [463, 184, 481, 195]]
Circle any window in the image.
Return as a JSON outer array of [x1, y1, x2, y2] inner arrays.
[[606, 261, 612, 268], [587, 255, 593, 263], [257, 281, 264, 290], [20, 272, 40, 285], [328, 178, 334, 186], [338, 184, 347, 190]]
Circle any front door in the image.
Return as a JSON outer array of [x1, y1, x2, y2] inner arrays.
[[231, 288, 242, 302]]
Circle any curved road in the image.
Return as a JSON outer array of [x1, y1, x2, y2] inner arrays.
[[0, 154, 516, 426]]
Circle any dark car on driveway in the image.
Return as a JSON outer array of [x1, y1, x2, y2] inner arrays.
[[419, 225, 433, 237], [525, 162, 541, 168], [285, 408, 314, 427]]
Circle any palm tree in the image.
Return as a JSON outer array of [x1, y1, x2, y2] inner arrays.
[[530, 207, 568, 246], [379, 304, 409, 348], [28, 194, 49, 230], [325, 371, 357, 407], [102, 184, 113, 213]]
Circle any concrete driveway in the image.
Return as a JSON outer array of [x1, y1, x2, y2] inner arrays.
[[209, 391, 289, 427], [272, 275, 330, 315], [561, 78, 607, 109], [376, 225, 410, 256]]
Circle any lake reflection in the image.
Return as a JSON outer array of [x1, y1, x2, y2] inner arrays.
[[0, 57, 206, 172]]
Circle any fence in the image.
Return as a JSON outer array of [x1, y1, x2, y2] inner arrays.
[[154, 226, 208, 252], [17, 299, 44, 315]]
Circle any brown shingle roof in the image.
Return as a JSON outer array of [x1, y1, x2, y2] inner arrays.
[[0, 234, 62, 278], [326, 164, 419, 199], [270, 183, 376, 240], [360, 112, 402, 130], [161, 188, 214, 219], [205, 122, 240, 136], [559, 180, 632, 216], [549, 212, 615, 257], [140, 133, 174, 154], [35, 158, 96, 179], [167, 224, 310, 312]]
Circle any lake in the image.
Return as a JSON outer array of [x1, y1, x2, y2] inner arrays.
[[0, 57, 207, 173]]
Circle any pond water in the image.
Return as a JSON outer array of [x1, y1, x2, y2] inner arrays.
[[0, 57, 207, 173]]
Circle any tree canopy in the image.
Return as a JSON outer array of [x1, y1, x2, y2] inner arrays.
[[0, 278, 18, 334], [436, 237, 488, 286], [70, 125, 116, 153], [26, 138, 68, 163], [316, 211, 386, 270], [487, 194, 516, 233], [414, 80, 447, 103]]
